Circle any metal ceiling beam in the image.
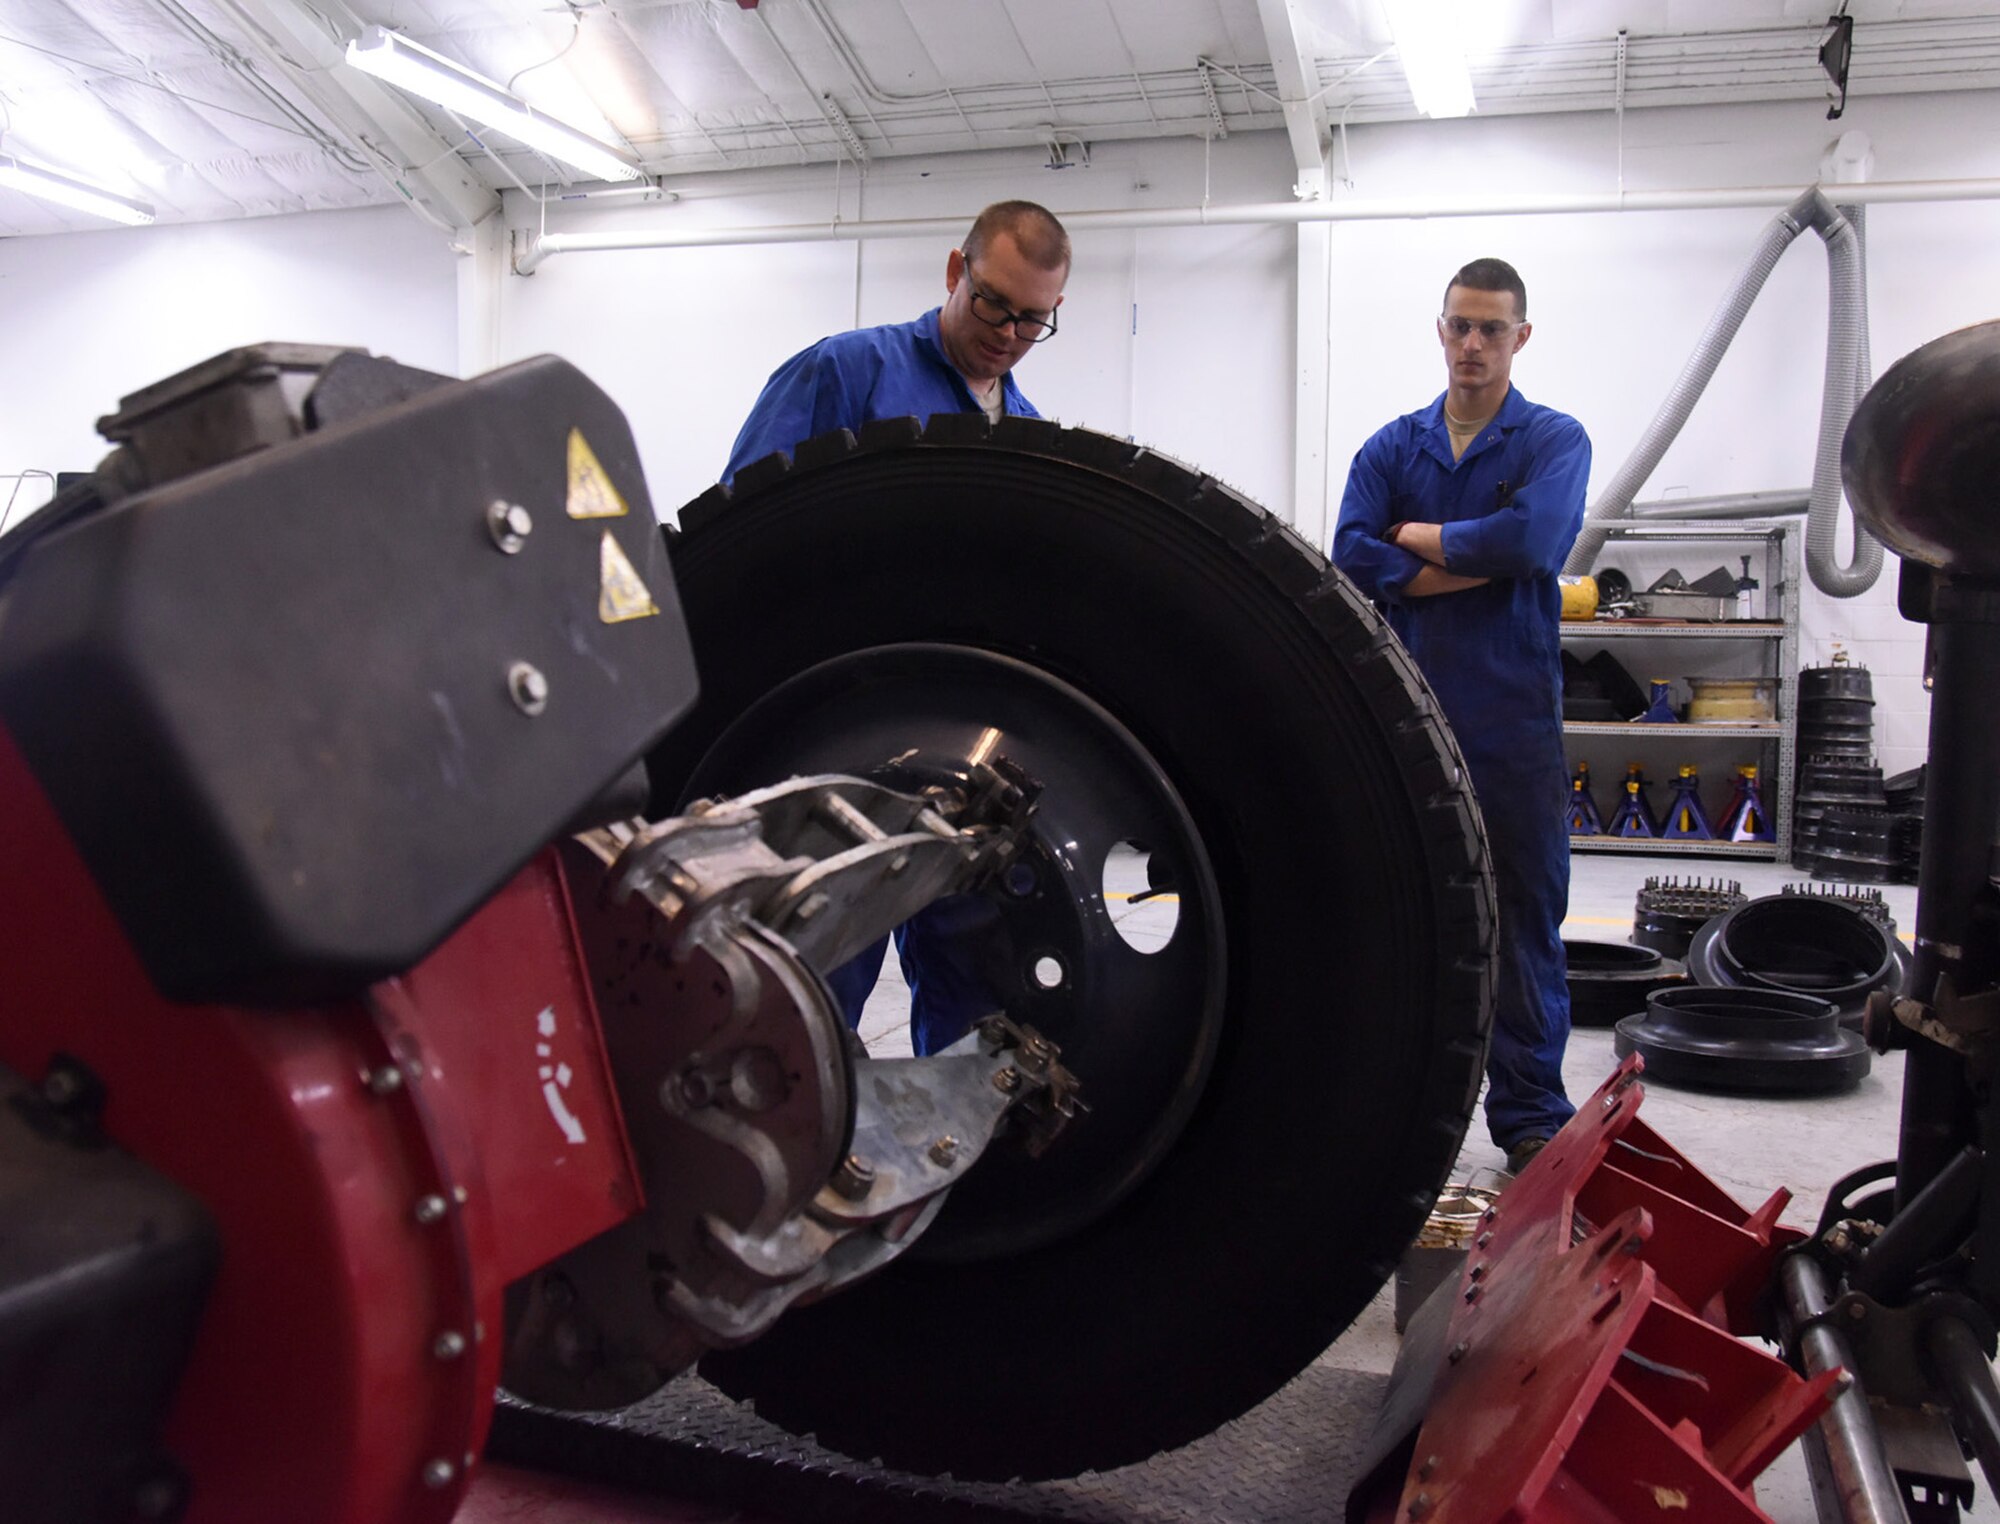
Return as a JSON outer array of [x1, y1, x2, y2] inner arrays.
[[1253, 0, 1334, 557], [211, 0, 500, 232], [1254, 0, 1330, 200]]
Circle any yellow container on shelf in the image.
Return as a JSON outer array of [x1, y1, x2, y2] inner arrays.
[[1559, 575, 1600, 622], [1687, 677, 1778, 723]]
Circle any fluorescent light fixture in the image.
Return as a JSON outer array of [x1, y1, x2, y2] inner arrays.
[[1385, 0, 1477, 120], [345, 25, 641, 184], [0, 154, 155, 225]]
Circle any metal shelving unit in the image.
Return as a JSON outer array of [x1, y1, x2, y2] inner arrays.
[[1573, 622, 1784, 640], [1564, 521, 1800, 861]]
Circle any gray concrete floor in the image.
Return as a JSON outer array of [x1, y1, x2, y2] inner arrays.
[[843, 849, 1978, 1519]]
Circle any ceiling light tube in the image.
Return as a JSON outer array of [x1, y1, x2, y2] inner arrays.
[[0, 155, 155, 225], [1385, 0, 1476, 120], [345, 25, 641, 183]]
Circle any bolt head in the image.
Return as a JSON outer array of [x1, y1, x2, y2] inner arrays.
[[413, 1193, 449, 1225], [831, 1153, 877, 1200], [929, 1135, 960, 1166], [993, 1067, 1022, 1093], [421, 1457, 457, 1489], [487, 500, 533, 553], [433, 1330, 468, 1360], [508, 661, 550, 715], [367, 1064, 404, 1095]]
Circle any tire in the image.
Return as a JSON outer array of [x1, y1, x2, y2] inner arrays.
[[648, 415, 1494, 1481]]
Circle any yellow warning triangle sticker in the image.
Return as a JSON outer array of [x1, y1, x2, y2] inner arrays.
[[599, 530, 659, 624], [567, 427, 629, 520]]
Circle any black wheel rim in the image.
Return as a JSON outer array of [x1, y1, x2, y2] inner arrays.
[[680, 642, 1227, 1259]]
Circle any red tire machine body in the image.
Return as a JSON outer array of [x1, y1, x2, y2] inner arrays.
[[0, 347, 1071, 1523]]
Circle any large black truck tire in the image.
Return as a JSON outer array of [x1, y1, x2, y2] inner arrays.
[[646, 414, 1494, 1481]]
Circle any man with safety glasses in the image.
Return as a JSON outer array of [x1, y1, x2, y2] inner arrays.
[[723, 199, 1069, 483], [1332, 258, 1592, 1178], [720, 200, 1071, 1058]]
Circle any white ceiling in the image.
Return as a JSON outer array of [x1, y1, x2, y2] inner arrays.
[[1, 0, 1998, 235]]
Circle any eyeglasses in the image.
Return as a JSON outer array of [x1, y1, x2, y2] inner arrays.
[[1438, 315, 1522, 342], [963, 261, 1058, 343]]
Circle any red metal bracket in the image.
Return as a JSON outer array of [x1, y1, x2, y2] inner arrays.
[[1351, 1054, 1842, 1523]]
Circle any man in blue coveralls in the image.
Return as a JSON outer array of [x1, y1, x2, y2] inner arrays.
[[723, 200, 1072, 1057], [1332, 258, 1591, 1176]]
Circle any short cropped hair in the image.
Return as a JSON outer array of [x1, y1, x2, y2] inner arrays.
[[1444, 257, 1527, 320], [964, 200, 1071, 276]]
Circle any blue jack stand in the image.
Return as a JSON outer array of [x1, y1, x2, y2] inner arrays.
[[1607, 765, 1659, 838], [1661, 765, 1716, 840], [1566, 762, 1602, 836], [1638, 678, 1680, 724], [1717, 765, 1776, 842]]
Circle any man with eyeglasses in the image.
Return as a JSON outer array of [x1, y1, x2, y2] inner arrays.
[[724, 199, 1069, 483], [1331, 257, 1591, 1179], [720, 200, 1071, 1058]]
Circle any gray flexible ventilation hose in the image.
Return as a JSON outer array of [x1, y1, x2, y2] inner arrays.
[[1804, 202, 1883, 597], [1564, 188, 1883, 597], [1564, 189, 1812, 576], [1848, 203, 1873, 388]]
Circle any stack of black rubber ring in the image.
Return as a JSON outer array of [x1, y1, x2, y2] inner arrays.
[[1793, 661, 1892, 877]]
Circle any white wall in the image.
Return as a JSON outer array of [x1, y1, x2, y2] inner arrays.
[[8, 91, 1999, 776], [0, 204, 457, 525], [487, 134, 1299, 520]]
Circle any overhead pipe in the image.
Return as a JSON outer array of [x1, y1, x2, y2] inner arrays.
[[1563, 187, 1883, 596], [1628, 488, 1809, 519], [509, 174, 2000, 274]]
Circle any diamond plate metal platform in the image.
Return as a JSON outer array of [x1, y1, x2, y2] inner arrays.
[[486, 1360, 1391, 1523]]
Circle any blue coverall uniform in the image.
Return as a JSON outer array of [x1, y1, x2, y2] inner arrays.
[[1331, 386, 1591, 1150], [723, 308, 1032, 1057]]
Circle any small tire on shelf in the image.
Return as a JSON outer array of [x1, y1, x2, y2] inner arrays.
[[651, 415, 1496, 1481], [1563, 939, 1687, 1028]]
